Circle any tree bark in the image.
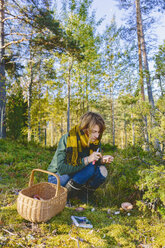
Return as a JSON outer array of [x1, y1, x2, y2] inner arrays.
[[0, 0, 6, 138], [136, 0, 161, 152], [137, 0, 155, 108], [131, 113, 135, 146], [28, 46, 33, 142], [124, 113, 127, 148], [121, 130, 124, 149], [44, 127, 47, 146], [135, 0, 149, 150], [85, 74, 89, 112], [38, 61, 41, 143], [110, 86, 115, 146], [135, 0, 145, 101], [51, 119, 53, 147], [67, 57, 73, 132], [158, 75, 164, 97], [60, 116, 63, 136]]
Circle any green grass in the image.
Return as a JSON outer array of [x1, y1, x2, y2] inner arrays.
[[0, 139, 165, 248]]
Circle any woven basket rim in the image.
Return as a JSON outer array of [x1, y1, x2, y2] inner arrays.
[[19, 182, 67, 202]]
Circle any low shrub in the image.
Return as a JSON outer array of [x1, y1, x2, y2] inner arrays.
[[136, 164, 165, 217], [101, 143, 117, 152], [97, 145, 163, 208]]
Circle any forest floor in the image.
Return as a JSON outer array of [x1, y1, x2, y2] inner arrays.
[[0, 139, 165, 248]]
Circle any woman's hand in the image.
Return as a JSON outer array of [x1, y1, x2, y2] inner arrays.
[[101, 155, 114, 164], [88, 152, 102, 164]]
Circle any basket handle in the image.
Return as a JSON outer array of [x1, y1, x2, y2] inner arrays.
[[29, 169, 60, 197]]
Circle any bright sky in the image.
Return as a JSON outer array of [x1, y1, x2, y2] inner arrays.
[[92, 0, 123, 26], [56, 0, 165, 43], [91, 0, 165, 74], [92, 0, 165, 46], [56, 0, 165, 54]]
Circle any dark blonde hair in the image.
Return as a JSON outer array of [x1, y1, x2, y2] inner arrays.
[[79, 111, 105, 139]]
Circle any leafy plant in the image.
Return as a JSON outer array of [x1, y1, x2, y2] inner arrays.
[[136, 164, 165, 216]]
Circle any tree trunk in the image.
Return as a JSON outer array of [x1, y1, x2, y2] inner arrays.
[[85, 74, 89, 112], [124, 113, 127, 148], [137, 0, 161, 151], [38, 120, 41, 142], [28, 81, 32, 142], [44, 127, 47, 146], [121, 130, 124, 149], [137, 0, 155, 108], [136, 0, 161, 152], [143, 115, 149, 150], [135, 0, 149, 150], [131, 113, 135, 146], [110, 86, 115, 146], [158, 75, 164, 97], [51, 119, 54, 147], [60, 116, 63, 136], [135, 0, 145, 101], [38, 61, 41, 143], [67, 57, 73, 132], [0, 0, 6, 139], [28, 47, 33, 142]]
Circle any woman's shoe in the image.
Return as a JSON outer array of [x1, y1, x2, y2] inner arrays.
[[65, 179, 82, 200]]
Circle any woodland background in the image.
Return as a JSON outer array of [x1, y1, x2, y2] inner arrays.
[[0, 0, 164, 151], [0, 1, 165, 247]]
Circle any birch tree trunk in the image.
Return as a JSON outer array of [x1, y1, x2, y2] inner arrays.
[[0, 0, 6, 138], [158, 76, 164, 97], [28, 78, 32, 142], [60, 116, 63, 136], [44, 127, 47, 146], [124, 113, 127, 148], [28, 47, 33, 142], [131, 113, 135, 146], [85, 74, 89, 112], [51, 119, 54, 147], [38, 61, 41, 143], [110, 86, 115, 146], [121, 130, 124, 149], [67, 57, 73, 132]]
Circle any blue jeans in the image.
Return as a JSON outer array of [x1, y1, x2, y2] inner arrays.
[[48, 163, 107, 189]]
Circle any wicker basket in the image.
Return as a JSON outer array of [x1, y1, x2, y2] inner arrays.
[[17, 169, 67, 223]]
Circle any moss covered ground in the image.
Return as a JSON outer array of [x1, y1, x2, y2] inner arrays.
[[0, 139, 165, 248]]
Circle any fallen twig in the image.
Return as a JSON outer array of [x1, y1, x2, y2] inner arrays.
[[16, 243, 26, 248], [69, 232, 98, 248], [2, 228, 16, 236], [69, 232, 80, 248]]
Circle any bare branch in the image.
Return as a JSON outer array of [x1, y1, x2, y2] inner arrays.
[[2, 38, 29, 49], [2, 15, 24, 22], [5, 32, 32, 37]]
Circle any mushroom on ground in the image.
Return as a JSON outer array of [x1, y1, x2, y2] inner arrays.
[[121, 202, 133, 211]]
